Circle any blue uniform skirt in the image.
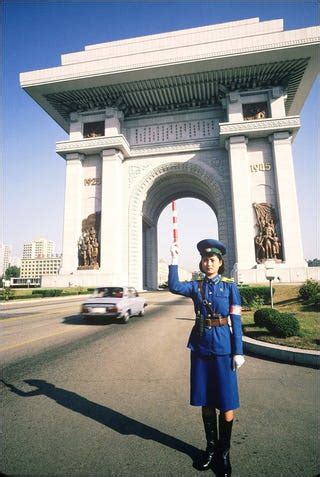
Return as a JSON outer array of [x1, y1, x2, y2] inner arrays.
[[190, 352, 240, 411]]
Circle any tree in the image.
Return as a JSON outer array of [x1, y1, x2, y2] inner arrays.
[[307, 258, 320, 267], [5, 266, 20, 279]]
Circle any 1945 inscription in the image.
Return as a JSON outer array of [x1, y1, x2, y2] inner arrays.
[[250, 163, 271, 173]]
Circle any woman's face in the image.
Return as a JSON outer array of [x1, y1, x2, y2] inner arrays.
[[201, 254, 222, 278]]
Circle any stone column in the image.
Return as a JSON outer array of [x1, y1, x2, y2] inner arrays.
[[100, 148, 125, 282], [269, 132, 305, 265], [143, 220, 158, 289], [60, 153, 83, 273], [226, 136, 256, 268]]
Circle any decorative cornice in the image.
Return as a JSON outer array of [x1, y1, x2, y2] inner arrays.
[[22, 35, 319, 87], [56, 135, 221, 159], [129, 139, 220, 158], [219, 116, 300, 143], [56, 135, 131, 158]]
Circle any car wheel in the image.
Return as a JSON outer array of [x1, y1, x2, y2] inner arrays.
[[139, 307, 145, 317], [122, 311, 130, 324]]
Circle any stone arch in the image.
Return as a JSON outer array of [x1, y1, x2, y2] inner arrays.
[[128, 158, 234, 289]]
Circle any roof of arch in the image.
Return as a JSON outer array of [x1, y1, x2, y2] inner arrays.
[[20, 18, 319, 131]]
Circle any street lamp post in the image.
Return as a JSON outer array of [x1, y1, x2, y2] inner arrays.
[[265, 261, 276, 308]]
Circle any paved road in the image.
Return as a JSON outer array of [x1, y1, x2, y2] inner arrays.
[[1, 293, 319, 476]]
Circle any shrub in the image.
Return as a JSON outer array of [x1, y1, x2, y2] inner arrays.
[[26, 293, 43, 299], [250, 296, 265, 310], [314, 293, 320, 308], [33, 289, 63, 297], [239, 286, 274, 308], [254, 308, 281, 327], [298, 279, 320, 302], [61, 290, 77, 296], [77, 287, 90, 295], [264, 312, 300, 338], [0, 289, 14, 300], [304, 292, 320, 310]]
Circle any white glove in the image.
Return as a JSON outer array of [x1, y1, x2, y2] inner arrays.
[[233, 355, 245, 371], [170, 242, 179, 265]]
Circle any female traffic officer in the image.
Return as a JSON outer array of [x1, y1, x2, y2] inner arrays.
[[168, 239, 244, 477]]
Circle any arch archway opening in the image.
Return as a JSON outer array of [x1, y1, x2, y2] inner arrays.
[[141, 171, 220, 289], [129, 160, 234, 291], [156, 198, 219, 288]]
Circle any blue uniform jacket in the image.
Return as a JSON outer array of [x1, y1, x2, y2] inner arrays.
[[168, 265, 243, 356]]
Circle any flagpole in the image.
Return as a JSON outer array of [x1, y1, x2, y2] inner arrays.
[[172, 201, 178, 243]]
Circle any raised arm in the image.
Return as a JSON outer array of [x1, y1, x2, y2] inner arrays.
[[168, 243, 194, 298]]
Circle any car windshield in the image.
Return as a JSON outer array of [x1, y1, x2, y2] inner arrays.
[[95, 287, 124, 298]]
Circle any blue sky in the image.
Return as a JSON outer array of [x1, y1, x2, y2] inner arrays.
[[1, 0, 319, 270]]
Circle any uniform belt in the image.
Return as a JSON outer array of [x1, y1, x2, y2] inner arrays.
[[205, 316, 228, 328]]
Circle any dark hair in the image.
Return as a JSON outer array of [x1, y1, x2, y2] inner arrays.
[[199, 253, 225, 275]]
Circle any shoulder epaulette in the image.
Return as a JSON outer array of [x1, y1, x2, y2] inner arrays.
[[221, 276, 234, 283]]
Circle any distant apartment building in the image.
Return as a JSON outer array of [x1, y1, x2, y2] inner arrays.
[[23, 238, 55, 259], [0, 242, 12, 277], [20, 238, 61, 279], [20, 255, 62, 278]]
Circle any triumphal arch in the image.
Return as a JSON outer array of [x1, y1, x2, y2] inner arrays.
[[20, 18, 319, 289]]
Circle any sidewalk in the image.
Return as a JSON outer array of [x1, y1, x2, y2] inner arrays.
[[243, 336, 320, 368]]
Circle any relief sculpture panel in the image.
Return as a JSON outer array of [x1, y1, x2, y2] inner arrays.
[[78, 211, 101, 269], [253, 203, 283, 263]]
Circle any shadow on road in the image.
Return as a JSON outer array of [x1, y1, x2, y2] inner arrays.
[[62, 315, 122, 326], [1, 379, 199, 462]]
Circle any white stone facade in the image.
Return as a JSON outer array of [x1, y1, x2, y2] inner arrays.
[[21, 18, 319, 288]]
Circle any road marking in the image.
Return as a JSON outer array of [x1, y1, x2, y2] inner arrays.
[[0, 326, 88, 352], [0, 310, 80, 322]]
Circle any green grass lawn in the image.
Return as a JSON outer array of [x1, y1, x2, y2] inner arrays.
[[1, 287, 91, 300], [242, 285, 320, 350]]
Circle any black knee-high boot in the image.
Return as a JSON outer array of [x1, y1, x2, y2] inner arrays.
[[218, 415, 233, 477], [196, 409, 218, 471]]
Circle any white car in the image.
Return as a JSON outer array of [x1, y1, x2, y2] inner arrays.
[[81, 286, 147, 323]]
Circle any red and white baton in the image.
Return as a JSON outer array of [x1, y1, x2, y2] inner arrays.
[[171, 201, 178, 243]]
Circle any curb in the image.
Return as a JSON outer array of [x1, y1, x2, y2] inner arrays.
[[243, 336, 320, 369], [0, 294, 91, 306]]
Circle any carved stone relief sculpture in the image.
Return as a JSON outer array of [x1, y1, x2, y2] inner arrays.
[[253, 202, 283, 263], [78, 211, 101, 269]]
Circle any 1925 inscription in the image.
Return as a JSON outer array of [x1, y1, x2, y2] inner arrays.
[[84, 178, 102, 186]]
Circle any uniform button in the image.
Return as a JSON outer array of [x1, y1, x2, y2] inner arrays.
[[209, 291, 212, 295], [209, 302, 212, 305]]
